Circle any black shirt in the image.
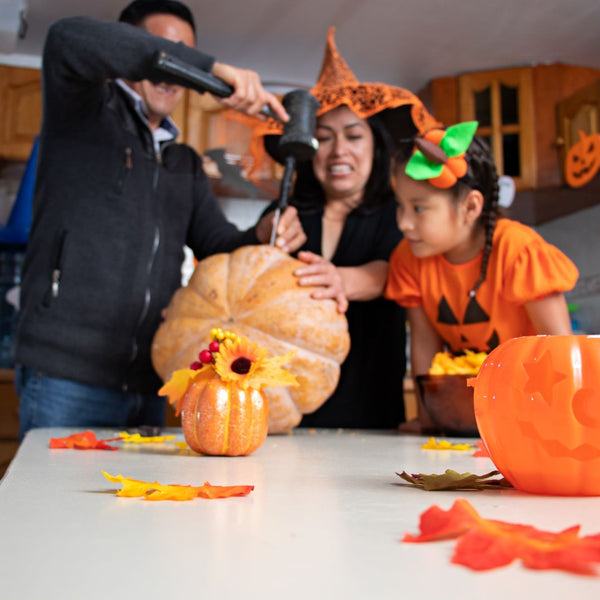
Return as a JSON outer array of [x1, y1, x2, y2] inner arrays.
[[290, 199, 407, 428]]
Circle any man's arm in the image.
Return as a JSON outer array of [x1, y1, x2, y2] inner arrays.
[[42, 17, 215, 101]]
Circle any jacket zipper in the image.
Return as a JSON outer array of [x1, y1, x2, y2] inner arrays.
[[124, 152, 161, 390], [51, 230, 68, 298]]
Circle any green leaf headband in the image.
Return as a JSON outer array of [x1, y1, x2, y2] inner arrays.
[[405, 121, 479, 189]]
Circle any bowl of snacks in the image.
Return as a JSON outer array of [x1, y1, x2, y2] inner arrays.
[[417, 350, 487, 436]]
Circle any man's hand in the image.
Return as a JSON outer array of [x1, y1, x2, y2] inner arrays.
[[211, 62, 288, 122], [255, 206, 306, 253], [294, 251, 349, 313]]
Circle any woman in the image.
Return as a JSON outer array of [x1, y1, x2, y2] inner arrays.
[[257, 28, 439, 428], [291, 106, 405, 427]]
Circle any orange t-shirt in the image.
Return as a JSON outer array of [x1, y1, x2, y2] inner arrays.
[[385, 219, 578, 352]]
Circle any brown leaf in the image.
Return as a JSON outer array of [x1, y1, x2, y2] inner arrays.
[[396, 469, 512, 491]]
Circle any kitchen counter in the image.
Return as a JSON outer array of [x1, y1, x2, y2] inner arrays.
[[2, 428, 600, 599]]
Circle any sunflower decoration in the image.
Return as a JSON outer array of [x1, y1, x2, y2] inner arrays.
[[405, 121, 478, 189], [159, 328, 298, 417]]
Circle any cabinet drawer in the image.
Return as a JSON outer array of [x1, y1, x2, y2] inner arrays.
[[0, 370, 19, 439]]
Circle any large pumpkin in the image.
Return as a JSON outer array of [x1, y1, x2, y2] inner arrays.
[[469, 335, 600, 496], [152, 245, 350, 433], [181, 377, 268, 456]]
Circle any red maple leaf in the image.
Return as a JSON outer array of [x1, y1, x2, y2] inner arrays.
[[404, 499, 600, 575]]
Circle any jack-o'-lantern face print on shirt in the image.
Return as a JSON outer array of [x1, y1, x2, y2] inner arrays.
[[436, 290, 499, 352]]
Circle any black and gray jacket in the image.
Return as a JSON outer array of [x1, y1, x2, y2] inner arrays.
[[15, 17, 258, 393]]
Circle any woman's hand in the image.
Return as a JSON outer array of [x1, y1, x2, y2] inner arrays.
[[255, 206, 307, 253], [211, 62, 289, 122], [294, 251, 349, 313]]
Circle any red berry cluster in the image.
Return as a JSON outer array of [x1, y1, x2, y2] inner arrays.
[[190, 340, 221, 370]]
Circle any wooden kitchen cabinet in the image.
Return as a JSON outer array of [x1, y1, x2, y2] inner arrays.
[[177, 90, 282, 197], [0, 64, 279, 197], [0, 66, 42, 161], [0, 369, 19, 479], [419, 63, 600, 223], [458, 68, 536, 190]]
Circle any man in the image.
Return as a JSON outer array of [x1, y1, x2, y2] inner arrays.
[[15, 0, 305, 437]]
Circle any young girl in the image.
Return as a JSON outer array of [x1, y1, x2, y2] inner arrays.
[[384, 121, 579, 431]]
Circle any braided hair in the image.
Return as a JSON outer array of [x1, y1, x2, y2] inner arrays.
[[453, 136, 500, 297], [394, 135, 501, 297]]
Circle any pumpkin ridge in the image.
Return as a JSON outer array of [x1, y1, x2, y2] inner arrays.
[[187, 285, 232, 319], [243, 390, 256, 455], [227, 246, 297, 309], [234, 322, 348, 364], [232, 286, 317, 314], [187, 385, 203, 453], [221, 382, 232, 454]]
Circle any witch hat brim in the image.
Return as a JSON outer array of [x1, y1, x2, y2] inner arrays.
[[250, 27, 440, 173]]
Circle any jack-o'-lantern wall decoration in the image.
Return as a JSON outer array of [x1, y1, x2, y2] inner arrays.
[[469, 335, 600, 496], [564, 130, 600, 188]]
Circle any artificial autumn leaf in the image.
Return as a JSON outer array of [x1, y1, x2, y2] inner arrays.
[[102, 471, 254, 501], [397, 469, 511, 491], [117, 432, 176, 444], [403, 498, 600, 575], [421, 437, 475, 451], [159, 367, 214, 416], [473, 440, 491, 458], [49, 431, 119, 451]]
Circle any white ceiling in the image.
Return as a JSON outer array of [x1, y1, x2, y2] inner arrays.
[[4, 0, 600, 95]]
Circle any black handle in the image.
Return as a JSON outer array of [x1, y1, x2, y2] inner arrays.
[[278, 155, 296, 210], [154, 51, 278, 120]]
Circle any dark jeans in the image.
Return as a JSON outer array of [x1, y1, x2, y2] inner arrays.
[[16, 365, 165, 440]]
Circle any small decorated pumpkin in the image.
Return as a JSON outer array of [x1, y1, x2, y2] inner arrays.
[[180, 379, 268, 456], [152, 245, 350, 433], [468, 335, 600, 496], [565, 130, 600, 188], [160, 330, 297, 456]]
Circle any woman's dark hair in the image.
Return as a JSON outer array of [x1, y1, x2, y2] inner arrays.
[[394, 134, 501, 296], [119, 0, 196, 35], [292, 112, 395, 214]]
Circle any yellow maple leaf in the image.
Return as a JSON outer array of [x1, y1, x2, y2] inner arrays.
[[421, 437, 475, 451], [102, 471, 254, 501]]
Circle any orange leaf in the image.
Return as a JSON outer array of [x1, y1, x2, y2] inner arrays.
[[49, 431, 118, 450], [196, 482, 255, 499], [404, 499, 600, 575], [403, 498, 480, 542], [102, 471, 254, 501], [472, 440, 491, 457], [158, 368, 214, 416]]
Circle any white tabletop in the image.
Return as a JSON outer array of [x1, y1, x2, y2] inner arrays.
[[1, 428, 600, 599]]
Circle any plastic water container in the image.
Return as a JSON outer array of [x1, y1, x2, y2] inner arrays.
[[0, 244, 26, 368]]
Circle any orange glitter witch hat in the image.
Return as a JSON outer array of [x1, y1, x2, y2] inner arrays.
[[310, 26, 437, 126], [236, 26, 439, 178]]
